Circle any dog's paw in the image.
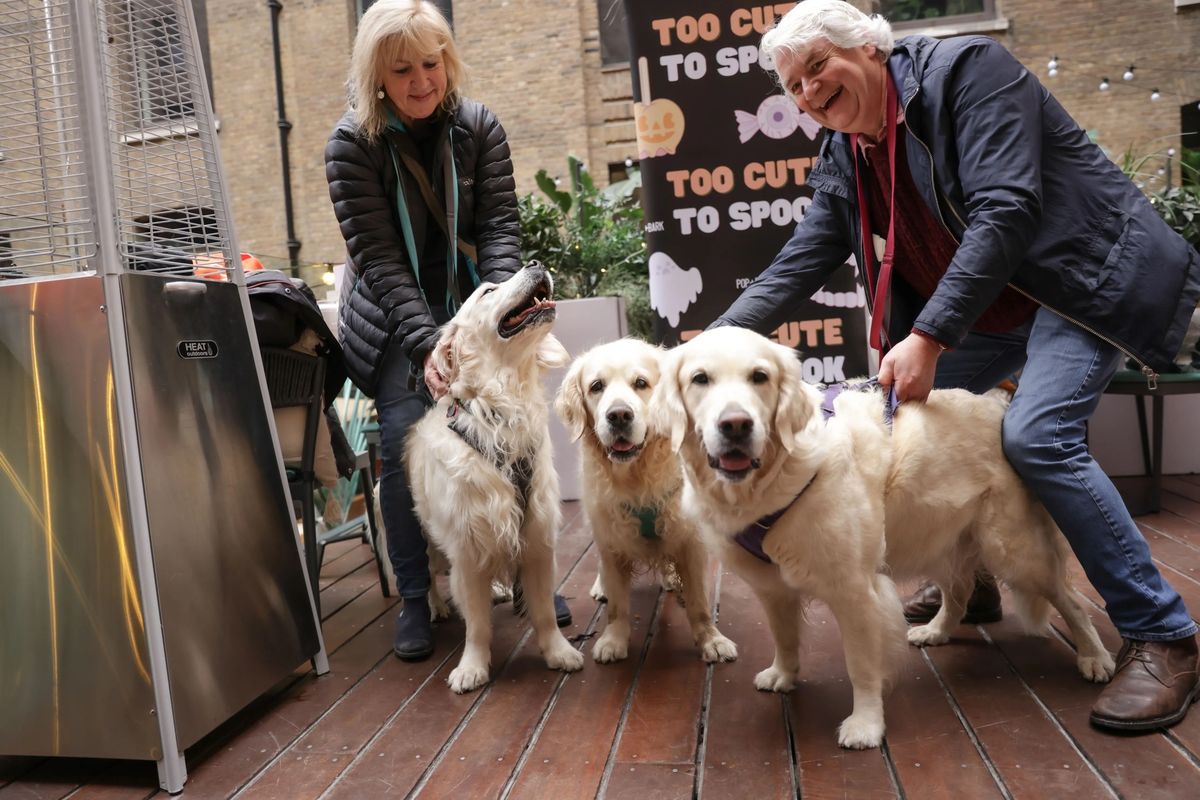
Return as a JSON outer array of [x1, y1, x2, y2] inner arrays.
[[589, 575, 607, 603], [447, 663, 490, 694], [593, 632, 629, 663], [837, 713, 884, 750], [1078, 651, 1116, 683], [754, 665, 795, 693], [700, 633, 738, 663], [906, 624, 951, 647], [545, 640, 585, 673], [429, 594, 453, 622]]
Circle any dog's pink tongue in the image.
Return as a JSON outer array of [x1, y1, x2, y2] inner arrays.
[[610, 439, 635, 452], [718, 452, 752, 471]]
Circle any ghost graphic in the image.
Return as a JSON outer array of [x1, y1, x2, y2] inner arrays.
[[649, 251, 703, 328]]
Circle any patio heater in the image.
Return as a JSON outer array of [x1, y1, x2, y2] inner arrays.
[[0, 0, 326, 793]]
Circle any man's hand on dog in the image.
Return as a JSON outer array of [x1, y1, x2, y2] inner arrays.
[[423, 352, 449, 399], [879, 332, 940, 402]]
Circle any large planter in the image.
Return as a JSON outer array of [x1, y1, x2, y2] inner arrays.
[[542, 295, 629, 501]]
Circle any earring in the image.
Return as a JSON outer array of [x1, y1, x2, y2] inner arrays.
[[376, 88, 385, 100]]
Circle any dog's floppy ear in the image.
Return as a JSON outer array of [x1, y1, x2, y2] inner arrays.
[[772, 343, 813, 452], [650, 348, 688, 450], [537, 333, 570, 370], [554, 356, 588, 441], [431, 320, 460, 385]]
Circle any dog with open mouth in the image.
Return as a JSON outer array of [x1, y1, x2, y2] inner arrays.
[[555, 338, 738, 665], [405, 263, 584, 693], [658, 327, 1113, 749]]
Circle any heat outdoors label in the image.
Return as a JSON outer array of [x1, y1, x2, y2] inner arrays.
[[177, 340, 218, 359]]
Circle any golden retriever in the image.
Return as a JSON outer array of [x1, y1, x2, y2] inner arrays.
[[405, 264, 585, 693], [555, 338, 738, 664], [657, 326, 1114, 749]]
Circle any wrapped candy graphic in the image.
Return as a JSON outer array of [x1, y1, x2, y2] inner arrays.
[[735, 95, 821, 144], [634, 57, 685, 159], [649, 251, 703, 328]]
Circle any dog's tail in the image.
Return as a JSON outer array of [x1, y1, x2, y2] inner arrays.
[[1008, 588, 1052, 636]]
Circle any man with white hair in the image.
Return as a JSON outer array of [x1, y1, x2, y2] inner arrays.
[[713, 0, 1200, 732]]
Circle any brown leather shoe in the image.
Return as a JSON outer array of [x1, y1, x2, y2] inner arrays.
[[1090, 635, 1200, 731], [902, 573, 1003, 624]]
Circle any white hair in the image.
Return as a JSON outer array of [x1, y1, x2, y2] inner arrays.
[[762, 0, 894, 75]]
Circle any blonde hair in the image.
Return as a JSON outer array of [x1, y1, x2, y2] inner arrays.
[[762, 0, 893, 87], [349, 0, 465, 139]]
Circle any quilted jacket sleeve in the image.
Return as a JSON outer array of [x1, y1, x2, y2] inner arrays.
[[325, 128, 440, 364], [464, 102, 522, 284]]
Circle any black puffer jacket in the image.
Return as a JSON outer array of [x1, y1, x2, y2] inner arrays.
[[325, 99, 521, 396]]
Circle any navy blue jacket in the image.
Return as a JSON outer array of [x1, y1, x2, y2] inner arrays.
[[713, 35, 1200, 375]]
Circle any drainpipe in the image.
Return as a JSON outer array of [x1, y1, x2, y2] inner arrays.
[[267, 0, 301, 271]]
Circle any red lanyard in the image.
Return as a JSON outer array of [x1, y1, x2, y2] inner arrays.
[[851, 75, 899, 354]]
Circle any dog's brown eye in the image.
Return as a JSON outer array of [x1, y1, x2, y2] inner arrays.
[[633, 377, 649, 390], [751, 368, 769, 385], [481, 286, 496, 295], [691, 371, 709, 386], [588, 379, 604, 394]]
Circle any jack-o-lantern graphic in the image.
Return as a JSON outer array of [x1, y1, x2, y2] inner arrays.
[[633, 57, 685, 159]]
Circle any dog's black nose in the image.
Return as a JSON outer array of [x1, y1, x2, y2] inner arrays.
[[606, 403, 634, 428], [718, 410, 753, 439]]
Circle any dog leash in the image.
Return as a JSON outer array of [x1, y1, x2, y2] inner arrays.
[[446, 398, 533, 512]]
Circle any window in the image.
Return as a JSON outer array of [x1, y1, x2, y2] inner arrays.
[[598, 0, 629, 66], [132, 9, 195, 124], [358, 0, 452, 26], [877, 0, 995, 27]]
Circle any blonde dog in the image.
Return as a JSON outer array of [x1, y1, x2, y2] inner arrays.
[[658, 327, 1113, 749], [405, 264, 584, 693], [555, 338, 738, 664]]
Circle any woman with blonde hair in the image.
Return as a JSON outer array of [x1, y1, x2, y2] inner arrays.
[[326, 0, 570, 661]]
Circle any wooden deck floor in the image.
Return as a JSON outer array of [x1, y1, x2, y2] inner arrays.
[[6, 477, 1200, 799]]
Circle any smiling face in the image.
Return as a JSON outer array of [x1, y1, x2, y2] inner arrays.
[[565, 340, 662, 463], [431, 265, 564, 394], [660, 328, 812, 484], [382, 50, 447, 124], [775, 39, 886, 137]]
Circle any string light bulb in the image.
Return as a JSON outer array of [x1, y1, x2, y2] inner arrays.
[[1047, 56, 1059, 71], [1099, 77, 1110, 91], [624, 156, 633, 168], [1123, 65, 1135, 81], [1151, 88, 1161, 101]]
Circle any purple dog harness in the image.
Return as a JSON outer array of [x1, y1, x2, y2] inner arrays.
[[732, 379, 899, 564]]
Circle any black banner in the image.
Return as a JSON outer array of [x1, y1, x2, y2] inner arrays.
[[626, 0, 869, 383]]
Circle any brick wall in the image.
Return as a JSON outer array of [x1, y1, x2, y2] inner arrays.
[[207, 0, 1200, 264]]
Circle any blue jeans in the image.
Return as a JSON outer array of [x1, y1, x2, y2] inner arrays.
[[934, 308, 1196, 642], [375, 343, 433, 599]]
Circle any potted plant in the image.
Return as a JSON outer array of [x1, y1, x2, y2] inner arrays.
[[520, 156, 651, 498]]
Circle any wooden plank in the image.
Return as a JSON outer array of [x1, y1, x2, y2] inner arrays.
[[603, 762, 695, 799], [610, 585, 709, 767], [785, 602, 899, 800], [985, 612, 1200, 799], [505, 580, 659, 800], [320, 515, 594, 799], [0, 758, 104, 800], [700, 568, 796, 800], [397, 547, 597, 800], [922, 624, 1113, 798]]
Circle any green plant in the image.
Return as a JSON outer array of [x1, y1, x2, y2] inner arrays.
[[1121, 147, 1200, 253], [518, 156, 652, 338]]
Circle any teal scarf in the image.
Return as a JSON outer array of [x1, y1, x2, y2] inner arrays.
[[383, 109, 476, 316]]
